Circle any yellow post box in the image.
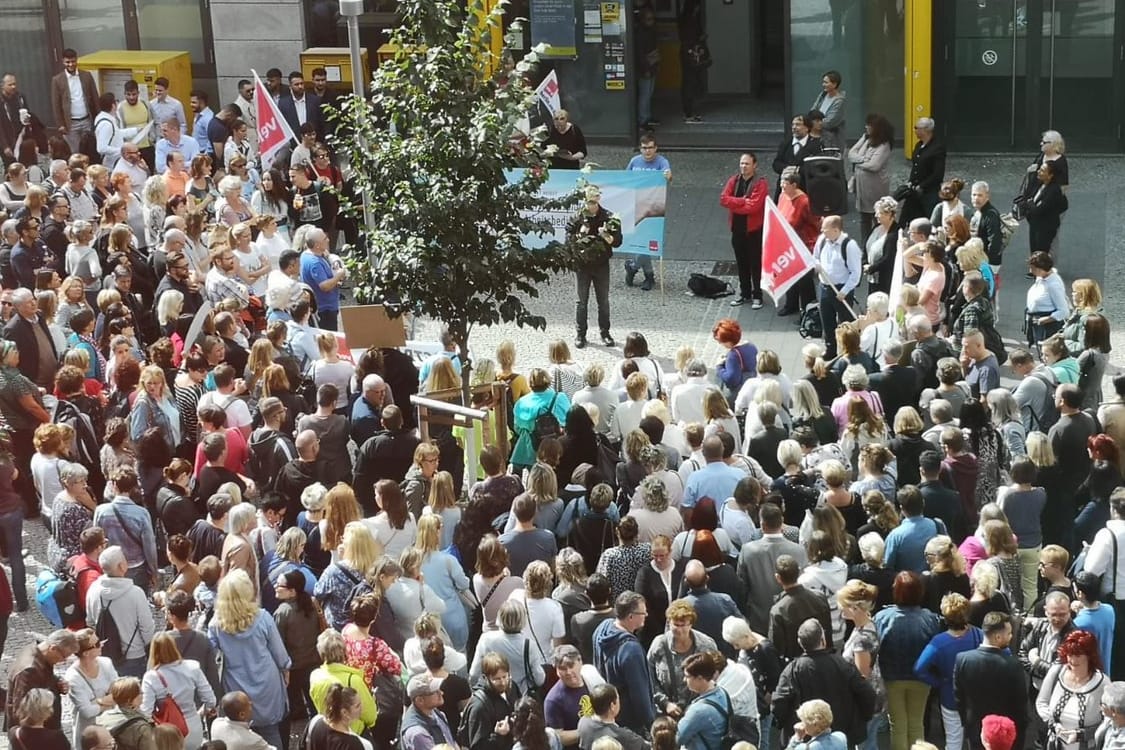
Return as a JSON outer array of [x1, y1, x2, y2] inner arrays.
[[301, 47, 371, 95]]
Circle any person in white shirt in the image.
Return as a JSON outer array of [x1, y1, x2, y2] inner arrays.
[[670, 359, 711, 426], [812, 214, 862, 359], [111, 142, 150, 187], [609, 372, 650, 443], [196, 363, 253, 437], [93, 93, 141, 171]]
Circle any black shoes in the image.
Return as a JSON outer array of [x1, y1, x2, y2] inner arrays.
[[778, 307, 797, 317], [640, 275, 654, 291], [601, 332, 615, 347], [575, 334, 588, 349]]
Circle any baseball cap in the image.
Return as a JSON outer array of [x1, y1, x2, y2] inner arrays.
[[406, 674, 444, 700]]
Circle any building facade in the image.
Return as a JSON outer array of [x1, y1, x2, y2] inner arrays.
[[1, 0, 1120, 153]]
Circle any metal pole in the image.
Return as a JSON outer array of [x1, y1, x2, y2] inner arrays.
[[340, 0, 376, 232]]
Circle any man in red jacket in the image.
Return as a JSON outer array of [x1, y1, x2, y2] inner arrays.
[[69, 527, 106, 627], [719, 153, 768, 309]]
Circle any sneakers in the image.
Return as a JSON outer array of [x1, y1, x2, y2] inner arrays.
[[575, 334, 587, 349], [624, 259, 638, 287], [751, 299, 763, 310], [684, 115, 703, 124], [730, 297, 747, 306]]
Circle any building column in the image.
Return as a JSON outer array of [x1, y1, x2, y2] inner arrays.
[[210, 0, 307, 107]]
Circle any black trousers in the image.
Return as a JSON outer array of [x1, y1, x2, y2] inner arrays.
[[819, 284, 856, 358], [731, 229, 763, 300], [576, 261, 611, 335]]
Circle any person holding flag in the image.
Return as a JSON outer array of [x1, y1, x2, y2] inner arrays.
[[623, 134, 671, 292], [812, 216, 863, 358], [250, 69, 295, 172], [776, 166, 820, 317]]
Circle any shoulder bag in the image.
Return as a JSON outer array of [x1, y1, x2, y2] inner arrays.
[[152, 668, 189, 736]]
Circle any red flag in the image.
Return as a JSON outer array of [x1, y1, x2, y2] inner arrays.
[[252, 69, 296, 171], [761, 196, 817, 304]]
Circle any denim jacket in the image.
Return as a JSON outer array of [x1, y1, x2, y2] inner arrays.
[[873, 605, 942, 681]]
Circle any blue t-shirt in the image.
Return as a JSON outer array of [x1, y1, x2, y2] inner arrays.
[[1075, 603, 1116, 674], [299, 250, 338, 312], [626, 153, 671, 172]]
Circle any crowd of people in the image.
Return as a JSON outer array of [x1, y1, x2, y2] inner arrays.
[[0, 41, 1120, 750]]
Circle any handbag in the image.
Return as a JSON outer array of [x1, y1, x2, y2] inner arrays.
[[152, 669, 190, 737]]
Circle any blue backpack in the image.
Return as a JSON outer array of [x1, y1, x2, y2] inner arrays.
[[35, 568, 82, 628]]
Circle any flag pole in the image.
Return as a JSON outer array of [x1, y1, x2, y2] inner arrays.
[[813, 262, 859, 319]]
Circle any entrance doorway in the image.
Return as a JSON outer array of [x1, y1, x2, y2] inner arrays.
[[939, 0, 1124, 152], [649, 0, 787, 148]]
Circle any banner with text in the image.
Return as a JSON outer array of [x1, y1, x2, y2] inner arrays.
[[761, 196, 817, 304], [508, 169, 667, 258]]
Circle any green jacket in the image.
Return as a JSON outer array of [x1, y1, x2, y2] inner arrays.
[[309, 661, 378, 734]]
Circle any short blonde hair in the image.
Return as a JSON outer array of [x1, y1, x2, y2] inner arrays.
[[625, 372, 649, 400], [971, 558, 999, 597], [1026, 431, 1056, 467], [956, 238, 987, 271], [584, 363, 605, 387], [796, 699, 833, 734], [495, 340, 516, 369], [893, 406, 924, 436], [523, 560, 554, 598], [777, 439, 803, 469], [820, 460, 847, 488], [673, 345, 696, 373]]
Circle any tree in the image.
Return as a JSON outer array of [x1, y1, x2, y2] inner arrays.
[[334, 0, 581, 404]]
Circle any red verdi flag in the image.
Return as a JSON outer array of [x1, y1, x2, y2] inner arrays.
[[761, 196, 817, 304], [252, 69, 295, 171]]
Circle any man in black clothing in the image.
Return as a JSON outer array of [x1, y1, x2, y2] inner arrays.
[[772, 618, 876, 746], [40, 193, 70, 270], [899, 117, 946, 223], [870, 339, 920, 423], [275, 429, 323, 527], [970, 181, 1005, 271], [768, 555, 833, 661], [153, 250, 204, 317], [770, 114, 821, 199], [747, 402, 787, 477], [954, 612, 1028, 750], [186, 492, 233, 563], [194, 432, 246, 502], [353, 405, 420, 514], [567, 185, 622, 349], [569, 573, 615, 665], [1049, 383, 1099, 498], [918, 451, 967, 543]]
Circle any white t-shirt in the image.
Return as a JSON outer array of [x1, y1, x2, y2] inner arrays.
[[31, 454, 73, 518], [233, 246, 268, 296], [362, 513, 418, 561], [197, 390, 253, 431], [311, 359, 356, 409], [508, 590, 565, 665]]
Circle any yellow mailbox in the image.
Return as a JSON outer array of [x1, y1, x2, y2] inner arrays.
[[78, 50, 193, 129], [301, 47, 371, 95]]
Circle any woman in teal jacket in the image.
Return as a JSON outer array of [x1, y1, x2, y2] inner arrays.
[[511, 367, 571, 472]]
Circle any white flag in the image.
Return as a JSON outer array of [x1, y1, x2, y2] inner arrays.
[[761, 197, 817, 305], [251, 69, 296, 172], [535, 71, 561, 117]]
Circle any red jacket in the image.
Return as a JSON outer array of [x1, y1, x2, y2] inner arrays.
[[778, 190, 821, 249], [68, 553, 103, 628], [719, 173, 768, 232]]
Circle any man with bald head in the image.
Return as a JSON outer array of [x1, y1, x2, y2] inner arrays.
[[812, 215, 862, 359], [681, 436, 744, 526], [212, 691, 274, 750], [82, 725, 114, 750], [275, 429, 323, 527], [681, 559, 742, 658]]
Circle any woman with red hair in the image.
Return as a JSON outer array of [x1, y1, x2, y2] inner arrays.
[[712, 319, 757, 398], [1074, 434, 1124, 547], [1035, 629, 1106, 750]]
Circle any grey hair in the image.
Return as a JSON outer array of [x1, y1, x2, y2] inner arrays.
[[59, 462, 89, 485], [163, 228, 188, 245], [551, 644, 582, 668], [685, 358, 708, 377], [881, 339, 904, 362], [362, 373, 385, 392], [228, 502, 257, 535], [1043, 590, 1071, 608], [858, 532, 885, 566], [217, 175, 242, 194], [50, 159, 69, 176], [163, 215, 181, 232], [866, 291, 890, 318], [1042, 130, 1065, 154], [10, 287, 33, 304], [1, 219, 17, 238], [317, 628, 347, 663], [970, 558, 999, 597], [908, 218, 932, 236], [276, 527, 307, 561], [790, 380, 824, 421], [841, 364, 869, 390], [99, 545, 127, 572], [972, 181, 990, 195], [497, 599, 525, 634], [43, 629, 79, 652], [874, 196, 898, 215], [18, 688, 56, 724], [907, 314, 932, 337], [797, 618, 826, 652], [986, 389, 1021, 427], [640, 474, 670, 513], [1102, 682, 1125, 714], [722, 615, 752, 645], [781, 166, 801, 183], [915, 117, 935, 131], [304, 227, 327, 249]]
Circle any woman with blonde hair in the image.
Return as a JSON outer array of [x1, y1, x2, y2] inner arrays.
[[914, 593, 982, 750], [424, 355, 461, 394], [415, 513, 471, 649], [495, 339, 531, 403], [552, 547, 591, 627], [628, 473, 684, 543], [702, 387, 741, 443], [384, 546, 448, 645], [921, 536, 970, 612], [141, 632, 216, 750], [839, 399, 889, 472], [315, 520, 379, 630], [857, 291, 899, 359], [504, 462, 564, 534], [141, 174, 168, 249], [230, 221, 269, 296], [129, 365, 180, 452], [309, 332, 356, 411], [215, 173, 254, 227], [208, 570, 290, 750], [64, 628, 119, 749], [421, 470, 460, 549], [1062, 278, 1103, 355], [790, 379, 837, 445], [837, 580, 886, 750], [64, 220, 102, 309], [785, 698, 847, 750], [968, 555, 1009, 626], [857, 491, 900, 539], [31, 422, 77, 530], [19, 184, 50, 222]]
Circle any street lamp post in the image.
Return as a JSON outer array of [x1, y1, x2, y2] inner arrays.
[[339, 0, 376, 232]]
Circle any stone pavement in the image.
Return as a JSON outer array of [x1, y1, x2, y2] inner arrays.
[[2, 149, 1124, 748]]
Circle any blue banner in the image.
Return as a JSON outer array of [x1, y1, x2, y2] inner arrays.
[[509, 169, 668, 258]]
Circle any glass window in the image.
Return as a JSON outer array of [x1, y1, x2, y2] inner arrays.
[[0, 0, 55, 125], [136, 0, 208, 65], [61, 0, 128, 57], [789, 0, 905, 143]]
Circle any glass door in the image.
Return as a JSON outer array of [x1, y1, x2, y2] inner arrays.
[[944, 0, 1123, 151]]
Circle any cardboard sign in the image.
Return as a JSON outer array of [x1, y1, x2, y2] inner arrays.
[[339, 305, 408, 350]]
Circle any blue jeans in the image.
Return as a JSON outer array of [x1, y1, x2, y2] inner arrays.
[[638, 76, 655, 125], [862, 711, 889, 750], [759, 712, 774, 750], [119, 655, 148, 678], [254, 723, 284, 750], [0, 510, 27, 608]]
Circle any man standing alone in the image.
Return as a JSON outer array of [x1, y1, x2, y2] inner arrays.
[[567, 185, 622, 349], [623, 134, 670, 292], [50, 49, 98, 155], [719, 153, 768, 309]]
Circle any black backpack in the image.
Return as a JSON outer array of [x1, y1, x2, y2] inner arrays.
[[531, 392, 560, 449], [798, 304, 823, 340], [699, 688, 738, 750], [95, 595, 140, 663], [687, 273, 734, 298], [104, 389, 132, 421]]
